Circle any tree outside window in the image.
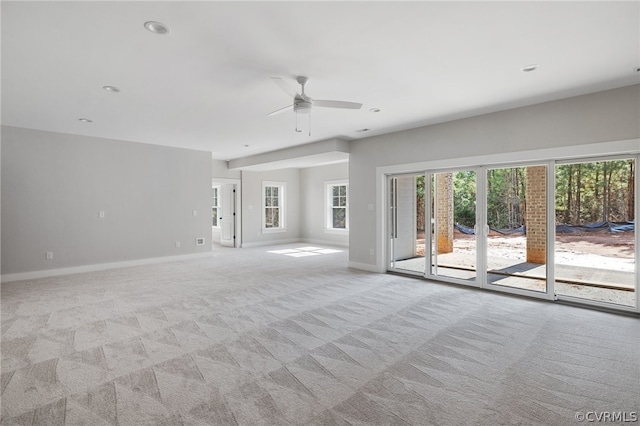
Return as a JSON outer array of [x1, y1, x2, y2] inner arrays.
[[327, 182, 348, 231], [212, 186, 220, 227], [263, 182, 285, 231]]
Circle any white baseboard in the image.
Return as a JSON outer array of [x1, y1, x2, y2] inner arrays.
[[240, 238, 302, 248], [1, 252, 213, 283], [347, 260, 385, 273]]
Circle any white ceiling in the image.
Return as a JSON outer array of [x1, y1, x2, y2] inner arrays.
[[2, 1, 639, 162]]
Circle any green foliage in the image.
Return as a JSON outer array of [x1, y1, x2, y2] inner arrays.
[[453, 171, 476, 227], [555, 159, 634, 224], [487, 167, 525, 229], [451, 158, 633, 229], [417, 159, 634, 231], [416, 175, 426, 230]]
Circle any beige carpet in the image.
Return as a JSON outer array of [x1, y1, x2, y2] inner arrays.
[[1, 244, 639, 425]]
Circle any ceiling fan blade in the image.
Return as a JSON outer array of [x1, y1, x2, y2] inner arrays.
[[270, 77, 300, 99], [267, 104, 293, 116], [313, 100, 362, 109]]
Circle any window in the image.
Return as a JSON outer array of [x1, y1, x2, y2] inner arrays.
[[263, 181, 285, 232], [326, 181, 348, 231], [212, 186, 220, 227]]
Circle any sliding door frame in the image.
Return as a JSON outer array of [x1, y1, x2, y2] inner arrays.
[[387, 173, 424, 276], [377, 139, 639, 313], [480, 161, 555, 301], [424, 167, 482, 288], [552, 154, 639, 312]]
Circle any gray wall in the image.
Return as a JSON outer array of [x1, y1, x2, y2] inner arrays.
[[300, 162, 349, 247], [349, 84, 640, 268], [1, 126, 212, 275], [212, 159, 241, 180], [241, 168, 300, 246]]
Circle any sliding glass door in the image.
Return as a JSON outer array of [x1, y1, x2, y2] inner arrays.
[[386, 155, 637, 311], [388, 174, 425, 275], [428, 170, 478, 284], [554, 157, 636, 307], [484, 165, 548, 294]]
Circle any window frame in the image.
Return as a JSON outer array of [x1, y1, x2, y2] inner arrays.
[[325, 180, 349, 233], [262, 181, 286, 233], [212, 185, 221, 228]]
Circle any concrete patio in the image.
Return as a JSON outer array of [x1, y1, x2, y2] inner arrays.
[[394, 252, 636, 307]]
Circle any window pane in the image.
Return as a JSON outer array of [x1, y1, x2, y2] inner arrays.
[[212, 208, 217, 226], [555, 159, 635, 306], [265, 208, 272, 227], [338, 196, 346, 207], [212, 188, 218, 208], [333, 186, 339, 197], [264, 184, 284, 230], [333, 207, 346, 228], [333, 196, 339, 207], [340, 186, 346, 196]]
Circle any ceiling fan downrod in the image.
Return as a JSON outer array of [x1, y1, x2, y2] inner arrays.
[[297, 76, 309, 98]]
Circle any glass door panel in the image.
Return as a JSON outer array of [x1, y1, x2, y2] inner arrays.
[[430, 170, 477, 282], [389, 174, 425, 274], [485, 165, 547, 293], [554, 158, 636, 307]]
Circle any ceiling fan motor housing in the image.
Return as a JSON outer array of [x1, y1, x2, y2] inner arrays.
[[294, 100, 312, 114]]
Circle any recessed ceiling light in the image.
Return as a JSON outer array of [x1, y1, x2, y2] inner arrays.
[[78, 118, 93, 123], [244, 144, 250, 148], [357, 128, 370, 132], [522, 64, 539, 73], [369, 108, 381, 113], [144, 21, 170, 35], [635, 67, 640, 72], [102, 85, 120, 93]]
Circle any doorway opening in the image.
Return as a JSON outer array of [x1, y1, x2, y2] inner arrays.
[[212, 179, 241, 248]]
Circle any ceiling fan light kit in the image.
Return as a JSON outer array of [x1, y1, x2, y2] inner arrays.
[[294, 100, 312, 114], [268, 76, 362, 135]]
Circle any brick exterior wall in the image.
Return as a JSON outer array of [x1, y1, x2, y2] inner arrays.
[[436, 173, 454, 254], [525, 166, 546, 264]]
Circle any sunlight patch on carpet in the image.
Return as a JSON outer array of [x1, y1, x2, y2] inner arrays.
[[267, 247, 343, 257]]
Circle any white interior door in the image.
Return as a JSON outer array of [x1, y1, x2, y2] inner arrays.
[[220, 184, 236, 247]]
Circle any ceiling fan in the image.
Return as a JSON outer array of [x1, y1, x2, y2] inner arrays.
[[267, 76, 362, 134]]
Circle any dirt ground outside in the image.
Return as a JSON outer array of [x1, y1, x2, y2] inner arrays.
[[409, 229, 635, 306], [416, 230, 635, 272]]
